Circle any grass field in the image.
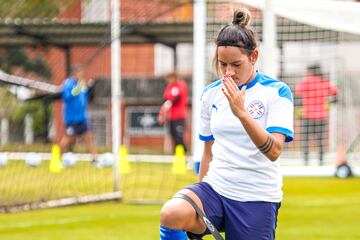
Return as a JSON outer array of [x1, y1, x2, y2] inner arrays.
[[0, 177, 359, 240], [0, 160, 197, 208], [0, 160, 114, 207]]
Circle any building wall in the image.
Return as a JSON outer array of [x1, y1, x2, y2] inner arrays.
[[121, 0, 192, 22], [50, 0, 192, 151]]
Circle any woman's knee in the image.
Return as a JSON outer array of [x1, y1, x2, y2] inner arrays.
[[160, 199, 195, 229]]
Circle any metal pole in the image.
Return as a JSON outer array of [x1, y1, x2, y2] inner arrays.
[[65, 45, 71, 76], [263, 0, 278, 78], [111, 0, 121, 192], [192, 0, 206, 173]]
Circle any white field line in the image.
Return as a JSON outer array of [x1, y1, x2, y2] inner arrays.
[[1, 152, 359, 176]]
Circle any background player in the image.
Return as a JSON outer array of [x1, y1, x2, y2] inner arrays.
[[59, 65, 98, 165], [158, 72, 188, 153]]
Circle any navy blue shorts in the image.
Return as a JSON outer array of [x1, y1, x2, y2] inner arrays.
[[65, 122, 90, 136], [186, 182, 281, 240]]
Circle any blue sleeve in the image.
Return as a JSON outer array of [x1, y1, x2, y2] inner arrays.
[[62, 80, 75, 100], [199, 134, 215, 141]]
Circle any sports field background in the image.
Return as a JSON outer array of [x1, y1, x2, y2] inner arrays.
[[1, 1, 360, 239], [1, 177, 359, 240]]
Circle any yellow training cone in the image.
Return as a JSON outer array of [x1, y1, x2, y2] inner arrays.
[[172, 145, 187, 175], [49, 144, 62, 173], [119, 145, 131, 174]]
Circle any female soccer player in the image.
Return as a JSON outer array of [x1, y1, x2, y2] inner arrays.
[[160, 8, 294, 240]]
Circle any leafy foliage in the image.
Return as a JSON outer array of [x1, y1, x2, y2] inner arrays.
[[24, 54, 52, 79], [0, 88, 18, 119], [11, 100, 50, 136], [0, 0, 78, 19], [0, 47, 52, 139], [0, 47, 52, 79]]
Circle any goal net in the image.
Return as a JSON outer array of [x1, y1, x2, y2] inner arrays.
[[0, 0, 198, 211], [206, 0, 360, 169]]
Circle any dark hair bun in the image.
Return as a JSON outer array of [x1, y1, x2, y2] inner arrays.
[[232, 8, 251, 27]]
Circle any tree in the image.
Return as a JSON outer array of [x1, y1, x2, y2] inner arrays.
[[0, 0, 78, 19], [0, 47, 51, 79], [0, 47, 52, 142], [0, 88, 17, 120]]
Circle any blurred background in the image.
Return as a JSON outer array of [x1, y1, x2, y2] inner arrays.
[[0, 0, 359, 239]]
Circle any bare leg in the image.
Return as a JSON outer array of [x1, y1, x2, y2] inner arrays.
[[60, 134, 76, 156], [160, 189, 207, 234], [83, 131, 97, 161]]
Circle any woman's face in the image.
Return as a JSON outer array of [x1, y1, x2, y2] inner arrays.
[[217, 46, 257, 86]]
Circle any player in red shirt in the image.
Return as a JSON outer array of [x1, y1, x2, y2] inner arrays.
[[158, 72, 188, 153], [295, 64, 337, 165]]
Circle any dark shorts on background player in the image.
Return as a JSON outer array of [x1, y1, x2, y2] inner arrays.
[[65, 121, 90, 136], [186, 182, 281, 240], [169, 118, 187, 152]]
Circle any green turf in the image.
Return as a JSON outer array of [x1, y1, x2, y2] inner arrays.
[[0, 177, 359, 239], [0, 160, 197, 207], [277, 177, 360, 240], [0, 160, 114, 206]]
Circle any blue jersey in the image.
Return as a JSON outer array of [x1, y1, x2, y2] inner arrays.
[[62, 77, 89, 124]]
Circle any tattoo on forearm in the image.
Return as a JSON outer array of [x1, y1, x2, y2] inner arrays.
[[257, 135, 274, 154]]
